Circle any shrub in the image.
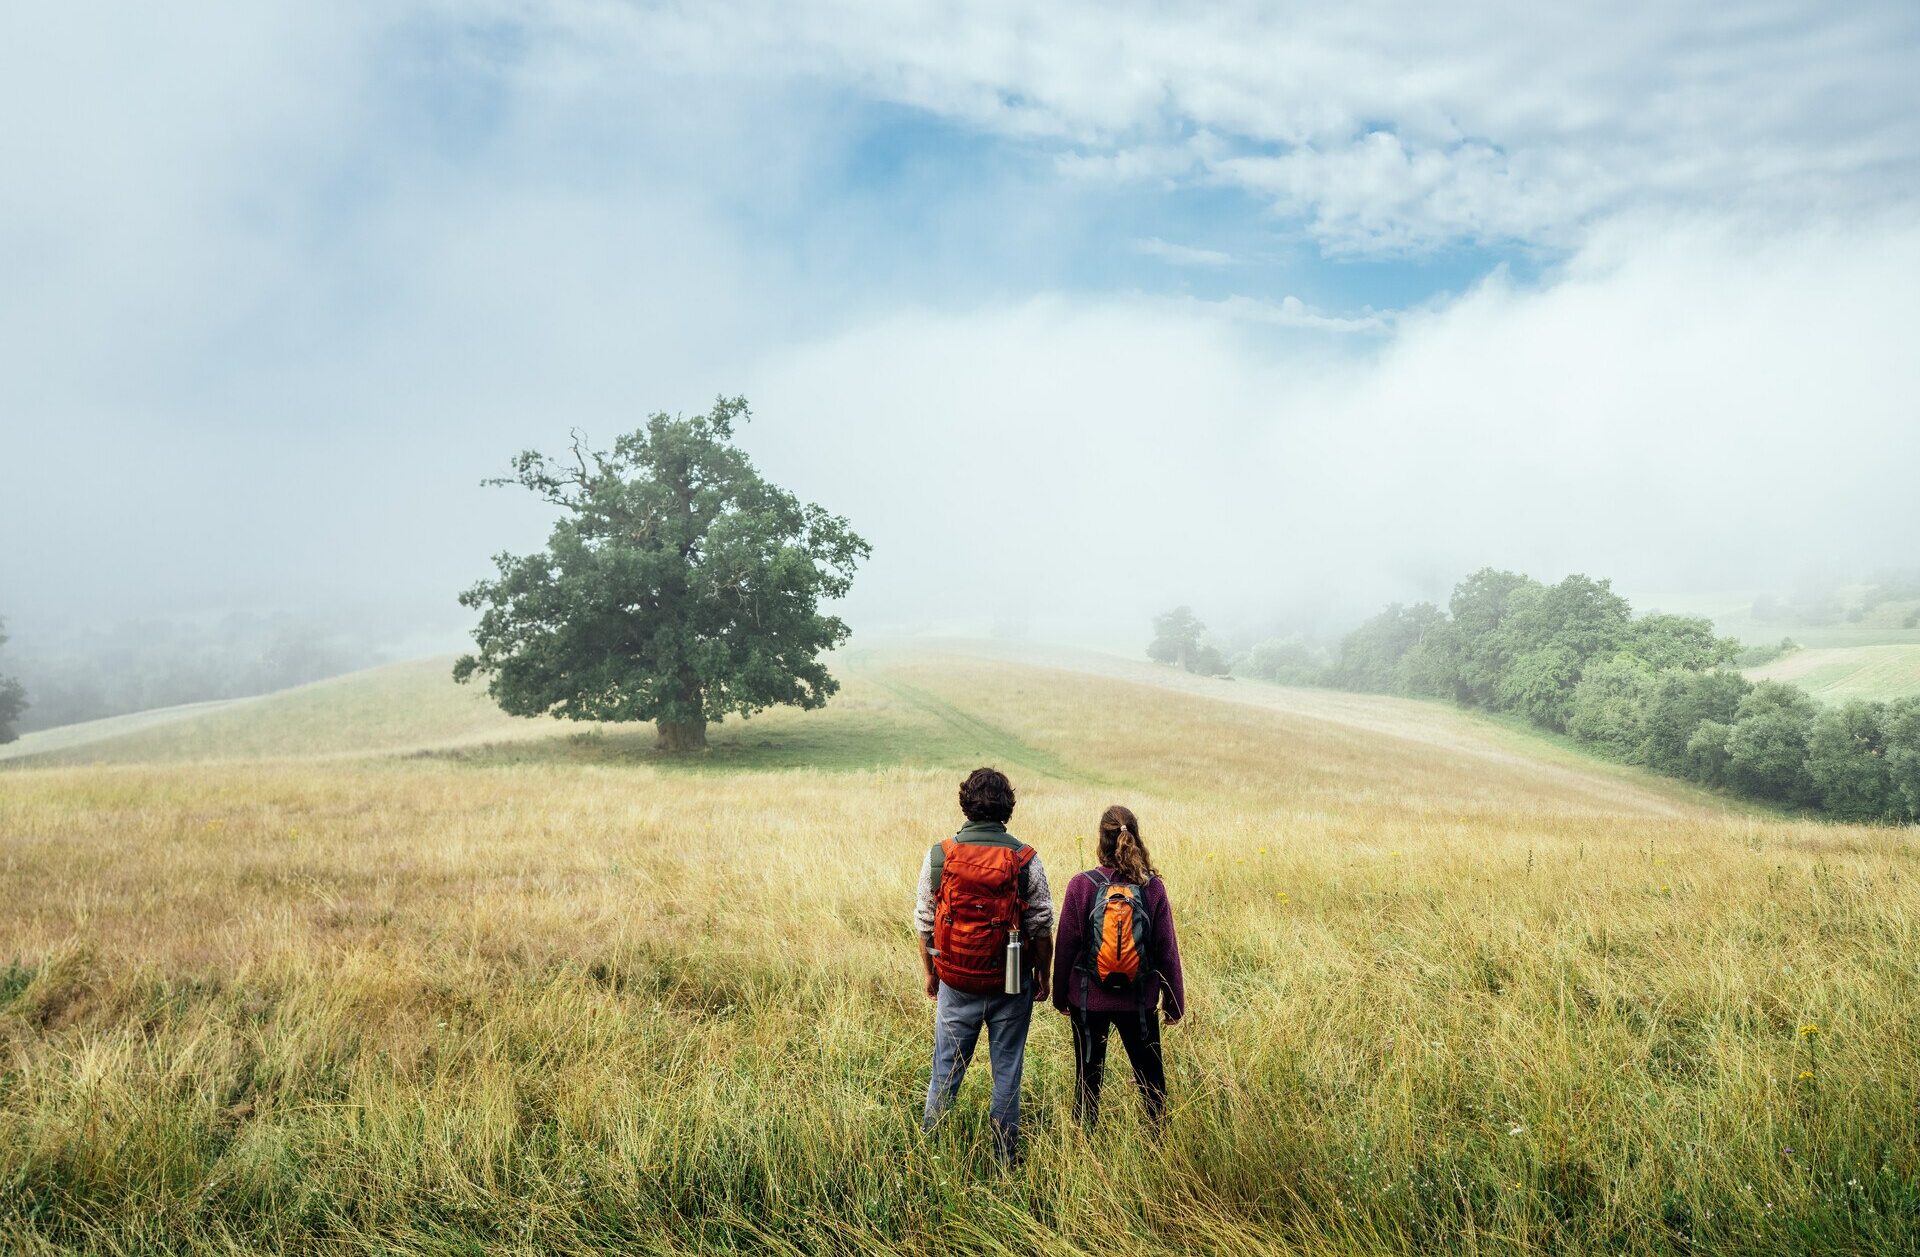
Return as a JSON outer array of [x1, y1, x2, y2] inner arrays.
[[1565, 655, 1656, 761], [1685, 719, 1734, 787], [1884, 697, 1920, 823], [1643, 669, 1752, 778], [1239, 637, 1324, 686], [1724, 683, 1820, 806], [1806, 702, 1896, 822]]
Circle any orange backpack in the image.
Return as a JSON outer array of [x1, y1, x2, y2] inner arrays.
[[1076, 869, 1153, 999], [931, 837, 1035, 994]]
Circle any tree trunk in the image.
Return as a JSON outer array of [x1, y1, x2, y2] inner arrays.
[[655, 719, 708, 753]]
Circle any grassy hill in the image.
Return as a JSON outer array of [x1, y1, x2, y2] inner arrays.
[[1746, 643, 1920, 704], [2, 643, 1916, 1255]]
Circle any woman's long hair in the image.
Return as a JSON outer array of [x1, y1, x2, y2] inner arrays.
[[1097, 804, 1158, 885]]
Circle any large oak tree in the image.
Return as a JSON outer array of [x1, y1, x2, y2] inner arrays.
[[454, 398, 869, 751]]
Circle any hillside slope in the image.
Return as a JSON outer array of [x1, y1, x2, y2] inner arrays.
[[3, 640, 1728, 822], [1746, 642, 1920, 703]]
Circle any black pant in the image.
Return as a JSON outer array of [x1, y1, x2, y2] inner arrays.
[[1070, 1006, 1166, 1130]]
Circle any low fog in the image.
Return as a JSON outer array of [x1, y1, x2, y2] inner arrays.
[[4, 2, 1919, 724]]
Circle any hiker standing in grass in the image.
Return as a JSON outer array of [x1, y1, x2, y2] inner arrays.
[[1052, 804, 1184, 1131], [916, 767, 1054, 1161]]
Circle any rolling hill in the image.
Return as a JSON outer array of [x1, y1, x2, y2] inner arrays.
[[1745, 642, 1920, 704]]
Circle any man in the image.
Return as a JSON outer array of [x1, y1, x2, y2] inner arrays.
[[916, 766, 1054, 1160]]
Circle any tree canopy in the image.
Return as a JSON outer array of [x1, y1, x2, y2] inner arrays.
[[1324, 567, 1919, 823], [454, 398, 870, 751]]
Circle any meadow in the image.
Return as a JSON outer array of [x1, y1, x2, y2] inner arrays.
[[2, 644, 1917, 1255]]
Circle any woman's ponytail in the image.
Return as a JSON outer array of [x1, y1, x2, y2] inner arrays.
[[1097, 804, 1158, 885]]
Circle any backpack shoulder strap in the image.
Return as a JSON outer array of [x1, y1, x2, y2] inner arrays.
[[1087, 867, 1111, 889], [929, 838, 956, 898]]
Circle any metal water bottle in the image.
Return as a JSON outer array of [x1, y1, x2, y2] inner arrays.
[[1003, 927, 1023, 995]]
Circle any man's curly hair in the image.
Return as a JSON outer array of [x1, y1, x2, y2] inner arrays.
[[958, 767, 1016, 824]]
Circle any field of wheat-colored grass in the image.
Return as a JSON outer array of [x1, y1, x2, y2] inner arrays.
[[2, 645, 1917, 1255]]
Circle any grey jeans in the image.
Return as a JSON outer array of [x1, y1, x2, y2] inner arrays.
[[922, 981, 1034, 1155]]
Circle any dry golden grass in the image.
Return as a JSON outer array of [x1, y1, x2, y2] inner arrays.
[[1, 646, 1916, 1254]]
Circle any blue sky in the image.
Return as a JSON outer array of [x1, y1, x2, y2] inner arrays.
[[3, 2, 1919, 644]]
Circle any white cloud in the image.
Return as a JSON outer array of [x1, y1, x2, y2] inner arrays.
[[1131, 237, 1234, 267], [747, 216, 1920, 629], [2, 1, 1916, 642], [544, 0, 1920, 252]]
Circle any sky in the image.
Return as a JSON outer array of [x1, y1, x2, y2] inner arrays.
[[4, 0, 1919, 652]]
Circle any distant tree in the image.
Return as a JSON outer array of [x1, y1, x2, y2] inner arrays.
[[1885, 698, 1920, 823], [1446, 568, 1540, 706], [0, 616, 24, 744], [1240, 636, 1324, 686], [1565, 655, 1656, 760], [1724, 682, 1820, 805], [1333, 602, 1447, 693], [1496, 642, 1586, 730], [455, 398, 870, 752], [1148, 607, 1205, 667], [1642, 668, 1751, 778], [1494, 574, 1631, 664], [1624, 614, 1739, 672], [1186, 643, 1232, 677], [1491, 575, 1634, 730], [1806, 701, 1896, 823], [1685, 719, 1734, 786]]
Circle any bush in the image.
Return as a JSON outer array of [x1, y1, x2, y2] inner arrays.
[[1806, 702, 1896, 822], [1331, 603, 1446, 693], [1883, 697, 1920, 823], [1496, 644, 1584, 731], [1643, 669, 1751, 778], [1565, 655, 1656, 760], [1731, 637, 1799, 668], [1238, 637, 1324, 686], [1685, 719, 1734, 787], [1724, 683, 1820, 805]]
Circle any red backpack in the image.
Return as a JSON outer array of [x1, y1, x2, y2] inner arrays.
[[931, 836, 1035, 994]]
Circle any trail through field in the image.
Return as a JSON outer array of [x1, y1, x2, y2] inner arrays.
[[864, 639, 1705, 819], [863, 674, 1088, 784]]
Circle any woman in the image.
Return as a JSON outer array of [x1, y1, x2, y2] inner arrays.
[[1051, 804, 1185, 1130]]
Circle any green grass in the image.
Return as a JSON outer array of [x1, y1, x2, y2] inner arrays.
[[1746, 644, 1920, 704], [3, 646, 1918, 1255]]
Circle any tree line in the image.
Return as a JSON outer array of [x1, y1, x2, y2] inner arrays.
[[0, 613, 386, 739], [1150, 570, 1920, 824]]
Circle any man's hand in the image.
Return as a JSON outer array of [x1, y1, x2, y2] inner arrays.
[[1028, 932, 1053, 1005], [918, 933, 939, 1001]]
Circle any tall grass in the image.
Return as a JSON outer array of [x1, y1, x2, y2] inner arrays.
[[1, 652, 1916, 1253]]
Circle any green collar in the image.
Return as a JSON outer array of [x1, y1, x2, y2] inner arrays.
[[956, 820, 1008, 836]]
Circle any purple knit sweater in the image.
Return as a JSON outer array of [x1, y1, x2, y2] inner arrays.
[[1051, 867, 1186, 1018]]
